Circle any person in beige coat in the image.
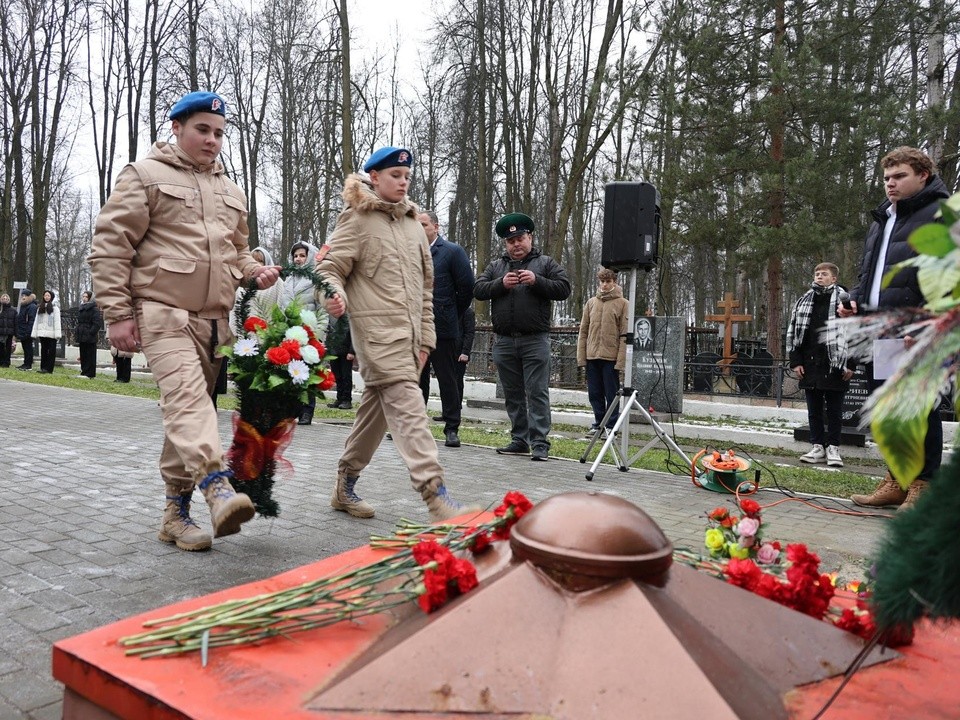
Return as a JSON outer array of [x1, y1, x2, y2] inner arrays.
[[88, 91, 281, 552], [577, 268, 629, 432], [317, 146, 476, 522]]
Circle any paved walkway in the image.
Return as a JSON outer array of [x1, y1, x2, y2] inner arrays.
[[0, 379, 892, 719]]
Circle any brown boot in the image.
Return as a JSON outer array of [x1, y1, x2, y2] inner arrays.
[[158, 488, 212, 551], [897, 479, 928, 512], [198, 470, 255, 538], [331, 473, 375, 518], [851, 472, 908, 508], [420, 480, 481, 522]]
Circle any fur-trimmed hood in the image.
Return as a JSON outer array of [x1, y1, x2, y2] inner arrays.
[[342, 173, 419, 220]]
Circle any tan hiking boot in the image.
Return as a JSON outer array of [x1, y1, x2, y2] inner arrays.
[[331, 473, 375, 518], [851, 473, 908, 508], [421, 480, 481, 522], [158, 491, 212, 551], [198, 470, 255, 538], [897, 479, 928, 512]]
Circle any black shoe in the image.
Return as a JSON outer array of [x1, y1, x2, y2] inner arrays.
[[432, 415, 445, 423], [531, 445, 549, 461], [327, 401, 341, 409], [444, 431, 461, 448], [337, 401, 352, 409], [17, 365, 31, 371], [496, 440, 530, 455], [298, 409, 313, 425]]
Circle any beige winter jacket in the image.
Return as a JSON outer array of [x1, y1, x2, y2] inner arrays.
[[89, 142, 261, 324], [316, 175, 434, 387], [577, 286, 629, 370]]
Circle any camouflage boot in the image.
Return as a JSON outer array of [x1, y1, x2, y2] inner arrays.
[[420, 480, 481, 522], [331, 472, 375, 518], [197, 470, 255, 538], [158, 485, 212, 551]]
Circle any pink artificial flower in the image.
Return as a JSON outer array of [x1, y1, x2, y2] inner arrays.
[[736, 516, 760, 538], [757, 543, 780, 564]]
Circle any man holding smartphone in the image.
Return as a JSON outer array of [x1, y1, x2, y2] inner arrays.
[[474, 212, 571, 461]]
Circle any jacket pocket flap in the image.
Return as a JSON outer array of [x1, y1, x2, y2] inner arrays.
[[220, 193, 246, 211], [366, 325, 409, 345], [157, 183, 195, 201], [229, 266, 244, 280], [158, 257, 198, 274]]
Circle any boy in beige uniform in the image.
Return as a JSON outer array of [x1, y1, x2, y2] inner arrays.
[[318, 146, 476, 522], [89, 91, 281, 551]]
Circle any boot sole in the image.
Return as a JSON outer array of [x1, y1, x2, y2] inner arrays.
[[212, 498, 256, 538], [851, 497, 904, 509], [157, 532, 212, 551], [799, 457, 825, 464], [330, 497, 375, 518]]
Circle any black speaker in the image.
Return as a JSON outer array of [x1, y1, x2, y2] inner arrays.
[[601, 181, 660, 270]]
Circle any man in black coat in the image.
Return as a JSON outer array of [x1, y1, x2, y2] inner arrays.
[[417, 211, 475, 448], [15, 289, 37, 370], [839, 146, 950, 511], [474, 212, 571, 461]]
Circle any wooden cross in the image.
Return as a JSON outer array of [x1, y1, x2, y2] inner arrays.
[[704, 292, 753, 362]]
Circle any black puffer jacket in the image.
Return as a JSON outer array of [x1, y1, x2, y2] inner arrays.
[[16, 299, 37, 338], [849, 176, 951, 309], [0, 301, 16, 338], [474, 248, 571, 335], [429, 237, 475, 340], [75, 301, 103, 344]]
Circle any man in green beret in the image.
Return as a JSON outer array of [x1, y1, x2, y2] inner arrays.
[[474, 213, 571, 461]]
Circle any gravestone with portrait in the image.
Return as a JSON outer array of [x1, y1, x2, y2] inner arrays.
[[632, 316, 684, 415]]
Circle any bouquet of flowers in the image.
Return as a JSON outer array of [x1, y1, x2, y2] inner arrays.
[[703, 498, 780, 563], [220, 265, 336, 516], [119, 492, 534, 662]]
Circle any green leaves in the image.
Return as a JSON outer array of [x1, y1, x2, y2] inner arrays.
[[909, 222, 954, 258], [870, 406, 928, 491]]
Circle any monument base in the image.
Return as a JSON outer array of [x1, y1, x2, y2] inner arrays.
[[793, 426, 868, 448]]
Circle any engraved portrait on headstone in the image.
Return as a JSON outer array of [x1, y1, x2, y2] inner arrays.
[[633, 316, 684, 414]]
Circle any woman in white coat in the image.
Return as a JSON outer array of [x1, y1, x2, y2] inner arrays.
[[31, 289, 61, 374]]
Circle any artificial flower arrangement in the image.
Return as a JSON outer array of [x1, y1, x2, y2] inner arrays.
[[220, 265, 337, 517], [703, 498, 780, 563], [678, 497, 878, 641], [119, 492, 534, 662]]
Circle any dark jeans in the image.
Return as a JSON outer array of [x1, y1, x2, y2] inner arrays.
[[419, 337, 461, 433], [79, 342, 97, 377], [493, 333, 552, 449], [18, 335, 34, 367], [0, 336, 11, 366], [586, 359, 620, 428], [456, 359, 467, 404], [115, 355, 131, 382], [38, 337, 57, 372], [329, 354, 353, 403], [804, 388, 845, 447], [868, 366, 942, 481]]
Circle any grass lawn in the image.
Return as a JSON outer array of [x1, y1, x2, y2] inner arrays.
[[2, 363, 880, 499]]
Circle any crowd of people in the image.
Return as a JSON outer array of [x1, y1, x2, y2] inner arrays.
[[4, 88, 947, 548]]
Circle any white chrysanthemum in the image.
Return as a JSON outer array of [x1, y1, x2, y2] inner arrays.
[[299, 310, 319, 332], [233, 337, 259, 357], [285, 326, 309, 345], [287, 359, 310, 385], [300, 345, 320, 365]]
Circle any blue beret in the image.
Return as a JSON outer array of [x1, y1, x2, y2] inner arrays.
[[363, 147, 414, 173], [495, 212, 535, 239], [169, 91, 227, 121]]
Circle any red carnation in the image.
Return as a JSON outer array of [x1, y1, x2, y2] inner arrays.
[[450, 558, 479, 593], [465, 527, 492, 554], [708, 507, 729, 521], [313, 340, 326, 358], [418, 571, 449, 613], [280, 339, 302, 360], [739, 498, 761, 516], [243, 316, 267, 332], [265, 346, 292, 365]]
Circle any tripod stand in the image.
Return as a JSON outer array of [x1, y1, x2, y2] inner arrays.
[[579, 266, 696, 481]]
